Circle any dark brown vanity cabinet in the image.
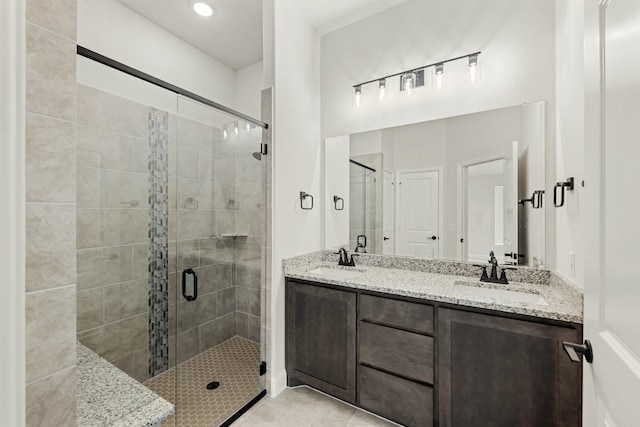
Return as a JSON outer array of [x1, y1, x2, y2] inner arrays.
[[358, 295, 435, 426], [285, 278, 582, 427], [285, 280, 357, 403], [438, 308, 582, 427]]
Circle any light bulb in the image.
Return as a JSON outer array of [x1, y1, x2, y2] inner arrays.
[[244, 122, 251, 132], [191, 1, 214, 17], [377, 79, 387, 101], [353, 85, 363, 108], [434, 63, 444, 90], [468, 54, 479, 82], [223, 128, 228, 139], [402, 72, 416, 95], [233, 123, 239, 136]]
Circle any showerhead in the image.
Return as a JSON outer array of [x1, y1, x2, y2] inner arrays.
[[252, 152, 262, 161]]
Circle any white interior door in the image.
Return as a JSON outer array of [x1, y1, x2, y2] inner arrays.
[[502, 141, 519, 265], [396, 170, 439, 259], [383, 170, 394, 254], [583, 0, 640, 425]]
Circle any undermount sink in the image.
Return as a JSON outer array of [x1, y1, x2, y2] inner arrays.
[[455, 282, 548, 306], [307, 267, 365, 280]]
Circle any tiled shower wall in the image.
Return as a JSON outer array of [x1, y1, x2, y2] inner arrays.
[[232, 128, 264, 343], [75, 85, 263, 382], [75, 84, 154, 382], [24, 0, 78, 425], [171, 115, 238, 368]]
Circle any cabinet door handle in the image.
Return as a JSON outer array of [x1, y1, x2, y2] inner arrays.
[[562, 340, 593, 363], [182, 268, 198, 302]]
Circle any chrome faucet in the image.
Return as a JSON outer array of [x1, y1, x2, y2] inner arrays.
[[335, 247, 357, 267]]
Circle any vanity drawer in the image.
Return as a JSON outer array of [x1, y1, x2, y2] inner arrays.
[[359, 294, 433, 334], [359, 321, 433, 384], [359, 365, 433, 427]]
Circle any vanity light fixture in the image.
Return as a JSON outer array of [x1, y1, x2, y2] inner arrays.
[[401, 71, 417, 95], [353, 85, 363, 108], [434, 63, 445, 89], [352, 51, 481, 106], [191, 1, 214, 17], [377, 79, 387, 101], [468, 53, 479, 82]]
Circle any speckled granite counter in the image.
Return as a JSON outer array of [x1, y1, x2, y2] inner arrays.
[[77, 343, 174, 427], [284, 252, 583, 324]]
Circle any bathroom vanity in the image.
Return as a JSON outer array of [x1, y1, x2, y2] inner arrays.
[[284, 254, 583, 427]]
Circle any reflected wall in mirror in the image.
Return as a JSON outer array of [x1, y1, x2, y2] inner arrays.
[[325, 101, 545, 267]]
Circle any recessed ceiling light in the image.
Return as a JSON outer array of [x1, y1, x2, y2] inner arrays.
[[191, 1, 214, 17]]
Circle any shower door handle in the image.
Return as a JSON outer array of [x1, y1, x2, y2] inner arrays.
[[182, 268, 198, 302]]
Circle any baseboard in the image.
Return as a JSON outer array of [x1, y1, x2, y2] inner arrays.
[[269, 369, 287, 397]]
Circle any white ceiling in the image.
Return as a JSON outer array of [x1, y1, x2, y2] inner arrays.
[[297, 0, 408, 35], [115, 0, 407, 70], [115, 0, 263, 70]]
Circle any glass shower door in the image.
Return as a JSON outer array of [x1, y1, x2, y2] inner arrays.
[[171, 96, 265, 426], [349, 161, 376, 253]]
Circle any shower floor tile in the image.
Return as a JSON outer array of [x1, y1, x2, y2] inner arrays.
[[145, 336, 261, 427]]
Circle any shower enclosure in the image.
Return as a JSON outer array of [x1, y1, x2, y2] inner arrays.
[[349, 159, 379, 254], [76, 71, 268, 426]]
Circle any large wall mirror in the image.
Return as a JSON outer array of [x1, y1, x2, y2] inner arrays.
[[325, 101, 546, 267]]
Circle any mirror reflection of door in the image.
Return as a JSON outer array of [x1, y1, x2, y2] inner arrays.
[[460, 141, 518, 266], [383, 171, 394, 254], [464, 160, 506, 263], [503, 140, 519, 265], [396, 169, 440, 259]]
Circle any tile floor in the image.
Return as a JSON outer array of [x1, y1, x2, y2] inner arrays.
[[145, 336, 261, 427], [233, 386, 400, 426]]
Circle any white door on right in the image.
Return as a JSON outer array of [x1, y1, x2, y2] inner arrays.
[[583, 0, 640, 425], [396, 170, 439, 259], [383, 170, 394, 255]]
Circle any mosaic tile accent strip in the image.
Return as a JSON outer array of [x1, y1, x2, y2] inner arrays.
[[148, 108, 170, 377], [145, 336, 262, 427]]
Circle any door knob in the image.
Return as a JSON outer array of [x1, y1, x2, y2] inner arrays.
[[430, 236, 437, 240], [562, 340, 593, 363]]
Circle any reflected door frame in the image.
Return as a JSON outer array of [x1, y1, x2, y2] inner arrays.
[[456, 154, 505, 262], [394, 167, 443, 259]]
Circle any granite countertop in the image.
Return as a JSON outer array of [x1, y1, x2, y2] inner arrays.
[[77, 343, 174, 427], [284, 257, 583, 324]]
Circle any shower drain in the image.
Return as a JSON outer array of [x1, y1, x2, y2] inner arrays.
[[206, 381, 220, 390]]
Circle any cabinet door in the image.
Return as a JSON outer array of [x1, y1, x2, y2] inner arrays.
[[285, 280, 357, 403], [438, 308, 582, 427]]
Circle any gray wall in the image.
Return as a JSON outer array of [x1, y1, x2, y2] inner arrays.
[[24, 0, 78, 424]]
